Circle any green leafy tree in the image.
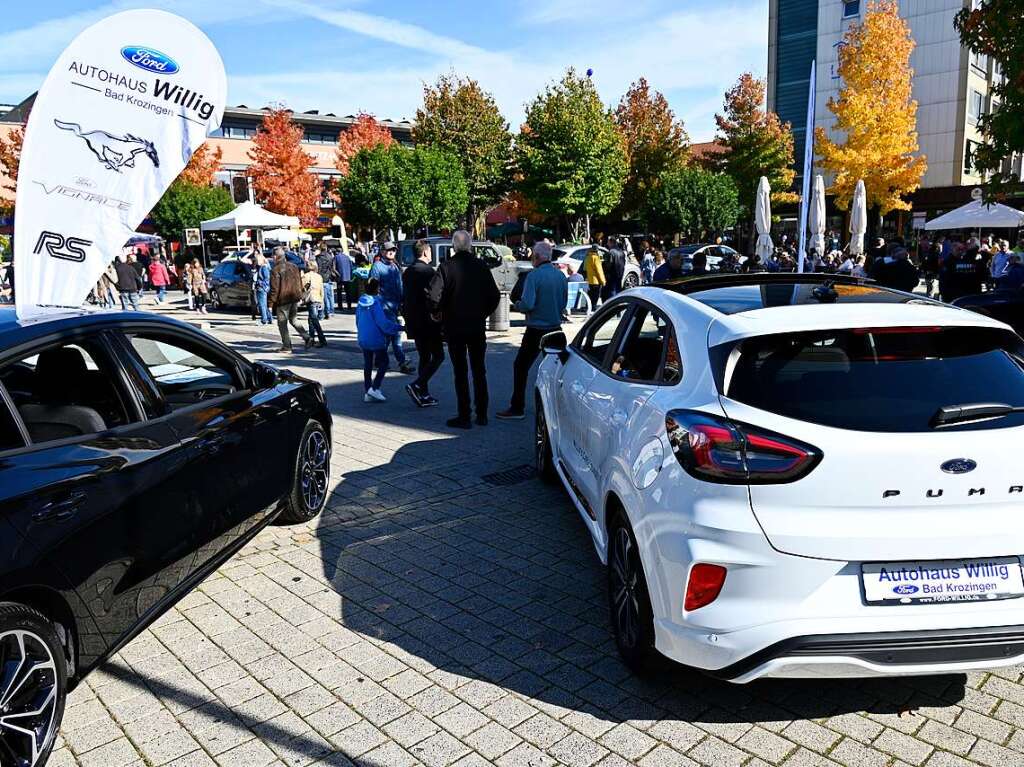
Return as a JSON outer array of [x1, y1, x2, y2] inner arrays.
[[405, 146, 469, 231], [644, 167, 740, 241], [338, 144, 468, 232], [955, 0, 1023, 198], [413, 73, 512, 226], [150, 180, 234, 242], [614, 77, 689, 219], [715, 73, 798, 215], [516, 69, 627, 241]]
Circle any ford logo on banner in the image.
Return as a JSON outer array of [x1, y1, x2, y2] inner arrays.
[[893, 584, 919, 595], [121, 46, 180, 74]]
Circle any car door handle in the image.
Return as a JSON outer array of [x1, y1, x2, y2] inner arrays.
[[33, 490, 86, 523], [195, 434, 226, 455], [570, 381, 586, 397], [611, 409, 629, 427]]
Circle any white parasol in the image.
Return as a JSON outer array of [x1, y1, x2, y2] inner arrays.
[[755, 176, 774, 260]]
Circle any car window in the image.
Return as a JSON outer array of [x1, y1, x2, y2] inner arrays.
[[437, 245, 452, 263], [398, 242, 416, 267], [577, 304, 630, 367], [726, 327, 1024, 432], [610, 305, 680, 383], [475, 246, 501, 268], [213, 263, 231, 279], [0, 385, 26, 452], [127, 333, 240, 411], [0, 338, 136, 444]]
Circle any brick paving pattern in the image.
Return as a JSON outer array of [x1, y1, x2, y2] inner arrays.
[[47, 301, 1024, 766]]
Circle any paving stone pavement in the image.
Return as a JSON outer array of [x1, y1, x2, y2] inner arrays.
[[47, 298, 1024, 766]]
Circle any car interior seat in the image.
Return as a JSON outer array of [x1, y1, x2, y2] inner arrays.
[[18, 347, 108, 442]]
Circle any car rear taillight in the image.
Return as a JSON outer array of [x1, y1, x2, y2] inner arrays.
[[684, 563, 727, 611], [665, 410, 821, 484]]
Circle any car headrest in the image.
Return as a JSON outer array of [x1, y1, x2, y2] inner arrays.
[[34, 347, 90, 403]]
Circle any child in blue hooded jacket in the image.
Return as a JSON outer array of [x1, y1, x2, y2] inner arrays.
[[356, 278, 402, 402]]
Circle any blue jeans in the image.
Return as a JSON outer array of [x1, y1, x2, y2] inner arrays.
[[120, 291, 140, 311], [386, 333, 406, 366], [155, 286, 167, 302], [363, 349, 388, 391], [256, 288, 271, 323], [322, 281, 335, 317], [307, 302, 326, 344]]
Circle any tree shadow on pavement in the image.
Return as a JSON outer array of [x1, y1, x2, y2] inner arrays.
[[313, 416, 968, 733]]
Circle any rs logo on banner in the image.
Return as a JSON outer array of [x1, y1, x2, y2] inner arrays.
[[33, 231, 92, 263]]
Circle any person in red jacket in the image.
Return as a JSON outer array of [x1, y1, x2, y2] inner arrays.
[[148, 257, 172, 304]]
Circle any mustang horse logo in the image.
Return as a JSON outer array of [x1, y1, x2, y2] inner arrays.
[[54, 119, 160, 172]]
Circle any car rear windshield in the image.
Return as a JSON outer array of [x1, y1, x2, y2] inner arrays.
[[724, 327, 1024, 432]]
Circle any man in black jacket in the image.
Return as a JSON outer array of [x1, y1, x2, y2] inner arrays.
[[403, 240, 443, 408], [870, 241, 920, 293], [316, 248, 337, 319], [603, 237, 626, 300], [114, 254, 143, 310], [428, 230, 500, 428]]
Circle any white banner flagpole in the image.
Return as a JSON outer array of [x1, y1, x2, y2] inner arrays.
[[14, 10, 226, 320], [796, 60, 816, 274]]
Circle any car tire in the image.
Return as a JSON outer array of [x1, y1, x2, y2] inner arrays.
[[0, 602, 68, 767], [535, 398, 558, 485], [623, 272, 640, 289], [278, 419, 331, 524], [607, 511, 659, 672]]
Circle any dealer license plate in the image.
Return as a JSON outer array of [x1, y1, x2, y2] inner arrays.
[[862, 557, 1024, 605]]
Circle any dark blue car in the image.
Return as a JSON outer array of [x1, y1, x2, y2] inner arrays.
[[0, 308, 331, 765]]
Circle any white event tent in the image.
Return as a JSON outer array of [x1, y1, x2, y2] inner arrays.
[[924, 199, 1024, 231]]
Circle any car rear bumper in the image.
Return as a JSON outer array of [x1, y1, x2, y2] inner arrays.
[[707, 625, 1024, 682]]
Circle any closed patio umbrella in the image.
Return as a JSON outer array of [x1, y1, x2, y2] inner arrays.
[[849, 179, 866, 257], [755, 176, 773, 260], [809, 174, 826, 258]]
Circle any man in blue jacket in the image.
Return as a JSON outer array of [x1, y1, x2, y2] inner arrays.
[[497, 241, 568, 420], [334, 248, 354, 311], [370, 242, 414, 374]]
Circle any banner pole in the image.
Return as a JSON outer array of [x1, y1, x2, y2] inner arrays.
[[797, 60, 816, 273]]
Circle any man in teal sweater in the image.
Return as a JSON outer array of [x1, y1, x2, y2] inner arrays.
[[497, 241, 569, 420]]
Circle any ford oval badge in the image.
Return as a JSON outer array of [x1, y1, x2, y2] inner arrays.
[[893, 584, 919, 595], [121, 46, 179, 75], [941, 458, 977, 474]]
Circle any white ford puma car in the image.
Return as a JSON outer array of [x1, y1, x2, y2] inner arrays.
[[533, 273, 1024, 682]]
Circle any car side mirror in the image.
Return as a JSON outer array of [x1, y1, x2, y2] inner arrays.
[[252, 361, 281, 389], [540, 331, 569, 364]]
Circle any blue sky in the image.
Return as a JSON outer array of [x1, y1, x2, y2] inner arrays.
[[0, 0, 769, 142]]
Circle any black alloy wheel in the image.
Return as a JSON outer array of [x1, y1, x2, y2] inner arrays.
[[535, 402, 558, 484], [623, 272, 640, 289], [0, 604, 66, 767], [607, 514, 657, 671], [279, 420, 331, 523]]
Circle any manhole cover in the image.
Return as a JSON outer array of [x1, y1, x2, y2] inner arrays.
[[481, 464, 537, 486]]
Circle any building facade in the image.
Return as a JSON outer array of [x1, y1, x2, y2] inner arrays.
[[768, 0, 1017, 222], [0, 96, 415, 229]]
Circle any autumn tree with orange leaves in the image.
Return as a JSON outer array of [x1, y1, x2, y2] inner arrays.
[[248, 107, 320, 223], [178, 142, 223, 187], [0, 123, 25, 214], [335, 113, 394, 176], [816, 0, 926, 215], [715, 73, 797, 217], [614, 78, 689, 219]]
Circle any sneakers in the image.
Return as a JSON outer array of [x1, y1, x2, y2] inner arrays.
[[496, 409, 526, 420], [405, 384, 425, 408], [399, 362, 416, 375], [365, 388, 386, 403], [304, 336, 314, 350], [420, 395, 439, 407]]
